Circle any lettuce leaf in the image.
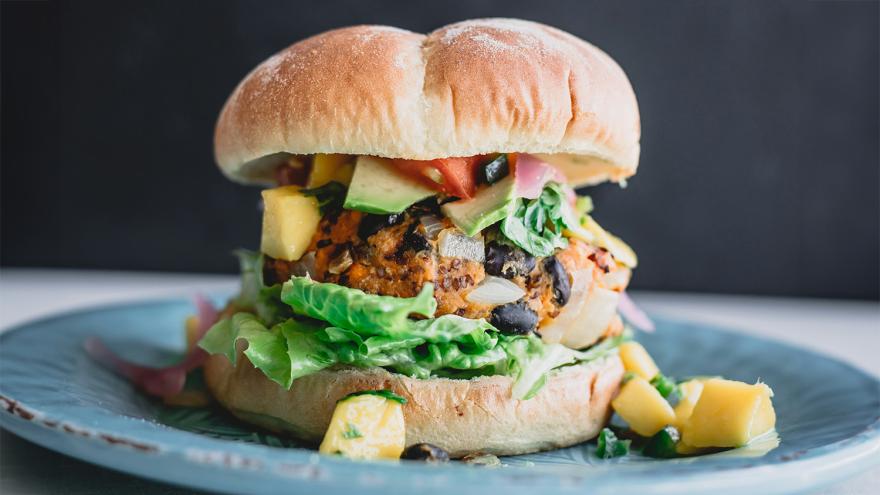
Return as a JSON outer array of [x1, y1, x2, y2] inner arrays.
[[281, 276, 437, 337], [256, 283, 293, 326], [232, 249, 263, 308], [505, 331, 630, 399], [200, 275, 627, 399], [198, 312, 302, 387], [231, 249, 292, 325], [198, 312, 511, 386]]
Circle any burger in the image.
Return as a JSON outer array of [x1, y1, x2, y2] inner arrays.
[[199, 18, 642, 458]]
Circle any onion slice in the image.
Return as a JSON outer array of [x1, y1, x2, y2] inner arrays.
[[466, 276, 526, 305], [539, 270, 620, 349], [618, 291, 655, 332], [603, 268, 632, 291], [539, 270, 590, 344], [84, 295, 219, 398], [514, 154, 568, 199], [560, 287, 620, 349]]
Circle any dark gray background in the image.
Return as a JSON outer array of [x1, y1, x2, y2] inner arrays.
[[2, 0, 878, 299]]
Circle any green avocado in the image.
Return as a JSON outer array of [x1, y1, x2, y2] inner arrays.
[[343, 156, 435, 214], [441, 175, 517, 236]]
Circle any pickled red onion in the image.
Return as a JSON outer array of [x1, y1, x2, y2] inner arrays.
[[618, 291, 655, 332], [84, 295, 219, 397], [514, 154, 569, 199]]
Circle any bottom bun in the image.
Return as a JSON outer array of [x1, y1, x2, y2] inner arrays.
[[204, 351, 624, 458]]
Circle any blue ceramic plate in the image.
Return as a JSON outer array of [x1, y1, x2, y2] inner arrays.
[[1, 297, 878, 495]]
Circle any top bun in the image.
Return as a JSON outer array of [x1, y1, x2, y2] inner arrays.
[[215, 18, 640, 187]]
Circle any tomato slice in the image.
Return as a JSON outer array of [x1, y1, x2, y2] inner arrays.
[[391, 156, 485, 199]]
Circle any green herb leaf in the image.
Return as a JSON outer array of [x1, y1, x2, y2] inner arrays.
[[341, 389, 408, 405], [650, 373, 678, 398], [596, 427, 631, 458], [342, 423, 363, 439], [301, 181, 347, 215], [500, 182, 581, 257]]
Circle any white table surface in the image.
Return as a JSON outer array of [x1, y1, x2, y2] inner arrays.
[[0, 268, 877, 494]]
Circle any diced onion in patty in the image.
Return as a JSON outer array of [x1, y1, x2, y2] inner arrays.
[[328, 248, 353, 275], [438, 228, 485, 262], [290, 251, 316, 277], [466, 276, 526, 305], [419, 215, 445, 240]]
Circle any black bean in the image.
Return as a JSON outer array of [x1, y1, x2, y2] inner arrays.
[[481, 154, 509, 184], [490, 301, 539, 335], [402, 443, 450, 463], [408, 197, 442, 215], [358, 213, 404, 240], [485, 242, 536, 279], [397, 220, 431, 255], [262, 263, 280, 286], [544, 256, 571, 306]]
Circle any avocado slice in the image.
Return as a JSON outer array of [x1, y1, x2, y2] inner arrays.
[[343, 156, 435, 214], [442, 175, 517, 236]]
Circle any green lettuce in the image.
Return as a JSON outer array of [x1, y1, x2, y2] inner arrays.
[[500, 182, 581, 257], [505, 331, 629, 399], [231, 249, 291, 325], [280, 276, 437, 337], [232, 249, 263, 308], [200, 276, 626, 399]]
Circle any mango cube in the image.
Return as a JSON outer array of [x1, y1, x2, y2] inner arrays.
[[319, 394, 405, 460], [673, 379, 705, 427], [675, 441, 710, 456], [612, 376, 676, 437], [680, 378, 776, 448], [260, 186, 321, 261], [619, 342, 660, 380], [580, 214, 638, 268], [307, 154, 354, 187]]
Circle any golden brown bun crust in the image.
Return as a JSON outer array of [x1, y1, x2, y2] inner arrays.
[[204, 351, 624, 458], [215, 19, 640, 187]]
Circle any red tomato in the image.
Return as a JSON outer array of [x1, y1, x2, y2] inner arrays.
[[391, 156, 485, 199]]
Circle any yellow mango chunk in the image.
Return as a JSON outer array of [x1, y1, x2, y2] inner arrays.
[[260, 186, 321, 261], [319, 394, 405, 460], [675, 441, 710, 456], [680, 378, 776, 448], [619, 342, 660, 380], [612, 376, 676, 437], [307, 154, 354, 187], [580, 215, 638, 268], [674, 379, 705, 427]]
